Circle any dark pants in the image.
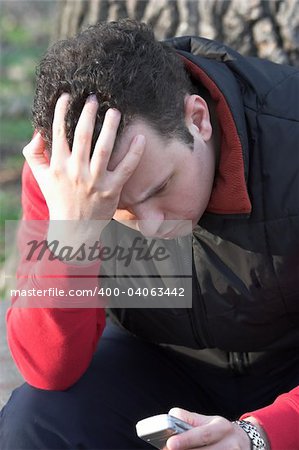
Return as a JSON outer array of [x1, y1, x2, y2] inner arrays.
[[0, 321, 298, 450]]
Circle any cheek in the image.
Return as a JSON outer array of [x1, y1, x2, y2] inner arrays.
[[170, 186, 204, 218]]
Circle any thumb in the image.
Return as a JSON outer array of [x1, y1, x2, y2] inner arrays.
[[22, 132, 49, 173], [168, 407, 205, 427]]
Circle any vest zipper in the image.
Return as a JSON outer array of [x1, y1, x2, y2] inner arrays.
[[189, 267, 215, 348]]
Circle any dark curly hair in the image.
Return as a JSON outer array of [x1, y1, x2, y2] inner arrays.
[[32, 19, 195, 154]]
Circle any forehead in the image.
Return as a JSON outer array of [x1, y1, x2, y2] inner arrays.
[[108, 120, 176, 205], [108, 119, 167, 170]]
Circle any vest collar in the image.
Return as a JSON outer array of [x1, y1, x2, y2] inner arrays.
[[179, 54, 252, 216]]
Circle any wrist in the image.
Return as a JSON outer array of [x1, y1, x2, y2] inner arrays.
[[232, 421, 252, 450], [244, 417, 270, 449], [233, 418, 269, 450], [46, 220, 104, 265]]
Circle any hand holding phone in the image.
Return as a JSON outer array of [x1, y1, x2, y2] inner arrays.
[[136, 413, 193, 449]]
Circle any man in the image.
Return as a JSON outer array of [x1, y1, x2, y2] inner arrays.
[[0, 19, 298, 450]]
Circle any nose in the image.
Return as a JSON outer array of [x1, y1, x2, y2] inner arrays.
[[134, 204, 164, 237]]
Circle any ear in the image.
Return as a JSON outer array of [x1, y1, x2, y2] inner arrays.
[[184, 94, 212, 142]]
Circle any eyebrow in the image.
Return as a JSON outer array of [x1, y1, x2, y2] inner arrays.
[[119, 177, 170, 210]]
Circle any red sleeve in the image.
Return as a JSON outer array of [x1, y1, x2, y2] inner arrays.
[[6, 161, 106, 390], [240, 386, 299, 450]]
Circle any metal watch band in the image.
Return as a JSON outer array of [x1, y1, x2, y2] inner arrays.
[[233, 420, 266, 450]]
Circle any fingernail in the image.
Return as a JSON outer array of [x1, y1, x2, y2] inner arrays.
[[134, 135, 145, 146], [32, 132, 44, 144], [108, 108, 121, 118], [86, 94, 98, 103], [59, 92, 70, 100]]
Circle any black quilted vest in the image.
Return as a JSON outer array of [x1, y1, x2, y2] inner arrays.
[[107, 36, 299, 357]]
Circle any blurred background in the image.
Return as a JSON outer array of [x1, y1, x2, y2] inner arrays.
[[0, 0, 298, 409], [0, 1, 58, 290]]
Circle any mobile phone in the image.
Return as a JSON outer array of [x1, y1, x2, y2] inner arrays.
[[136, 413, 193, 449]]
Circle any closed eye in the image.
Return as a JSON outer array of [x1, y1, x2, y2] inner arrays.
[[118, 176, 172, 210], [154, 178, 171, 196]]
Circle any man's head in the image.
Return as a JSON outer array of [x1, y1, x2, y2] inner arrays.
[[33, 19, 195, 153], [111, 107, 215, 237], [33, 19, 216, 236]]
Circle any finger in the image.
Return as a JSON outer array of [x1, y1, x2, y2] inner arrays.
[[71, 94, 99, 165], [167, 419, 230, 450], [112, 134, 145, 190], [51, 93, 71, 164], [168, 408, 206, 427], [90, 108, 121, 176], [22, 132, 49, 177]]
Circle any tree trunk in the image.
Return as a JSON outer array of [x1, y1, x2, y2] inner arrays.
[[55, 0, 299, 66]]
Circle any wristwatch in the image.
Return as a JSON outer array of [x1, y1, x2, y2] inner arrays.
[[233, 420, 266, 449]]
